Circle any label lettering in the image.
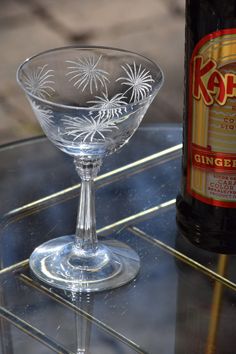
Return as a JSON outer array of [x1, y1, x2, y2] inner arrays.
[[193, 55, 236, 106]]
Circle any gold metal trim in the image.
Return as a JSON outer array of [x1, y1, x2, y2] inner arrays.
[[0, 307, 72, 353], [205, 255, 229, 354], [18, 273, 148, 354], [97, 199, 176, 236], [1, 144, 182, 227], [0, 259, 28, 276], [129, 226, 236, 291], [0, 199, 175, 275]]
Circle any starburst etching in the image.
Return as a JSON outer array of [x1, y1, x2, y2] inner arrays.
[[117, 62, 154, 103], [66, 55, 110, 94], [30, 101, 54, 131], [62, 114, 118, 142], [23, 64, 55, 98], [88, 92, 128, 119]]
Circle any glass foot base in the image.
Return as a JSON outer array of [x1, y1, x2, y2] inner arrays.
[[29, 236, 140, 292]]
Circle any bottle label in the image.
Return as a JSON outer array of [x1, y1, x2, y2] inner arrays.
[[187, 29, 236, 208]]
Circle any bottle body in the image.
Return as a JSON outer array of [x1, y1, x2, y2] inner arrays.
[[176, 0, 236, 253]]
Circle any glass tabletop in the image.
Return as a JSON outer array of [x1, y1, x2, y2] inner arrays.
[[0, 124, 235, 354]]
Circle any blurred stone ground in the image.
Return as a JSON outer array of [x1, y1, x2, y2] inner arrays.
[[0, 0, 185, 144]]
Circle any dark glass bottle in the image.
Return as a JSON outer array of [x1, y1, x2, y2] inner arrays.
[[176, 0, 236, 253]]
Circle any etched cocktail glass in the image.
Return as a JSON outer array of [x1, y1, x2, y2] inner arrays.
[[17, 46, 164, 292]]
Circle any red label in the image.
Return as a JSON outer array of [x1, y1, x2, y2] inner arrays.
[[187, 29, 236, 208], [192, 144, 236, 173]]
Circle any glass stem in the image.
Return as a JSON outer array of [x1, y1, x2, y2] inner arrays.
[[74, 157, 102, 253]]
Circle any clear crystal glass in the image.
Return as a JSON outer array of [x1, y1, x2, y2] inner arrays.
[[17, 46, 164, 292]]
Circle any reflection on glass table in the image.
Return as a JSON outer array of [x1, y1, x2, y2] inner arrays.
[[0, 125, 236, 354]]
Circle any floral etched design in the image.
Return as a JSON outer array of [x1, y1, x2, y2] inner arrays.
[[117, 62, 154, 103], [66, 55, 109, 94], [88, 92, 128, 119], [22, 64, 55, 98], [62, 114, 118, 142], [23, 56, 156, 143], [30, 101, 54, 131]]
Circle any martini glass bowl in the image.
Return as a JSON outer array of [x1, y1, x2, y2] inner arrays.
[[17, 46, 164, 292]]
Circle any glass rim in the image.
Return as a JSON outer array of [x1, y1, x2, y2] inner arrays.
[[16, 45, 164, 112]]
